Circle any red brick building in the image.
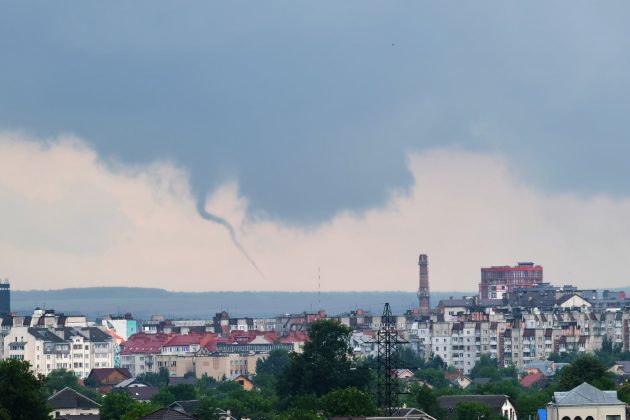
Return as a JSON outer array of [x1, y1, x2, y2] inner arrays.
[[479, 262, 543, 299]]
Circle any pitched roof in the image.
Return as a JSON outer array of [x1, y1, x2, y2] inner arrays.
[[520, 373, 546, 388], [168, 377, 196, 386], [139, 407, 197, 419], [557, 294, 590, 306], [168, 400, 199, 414], [553, 382, 623, 406], [438, 395, 511, 412], [126, 386, 160, 401], [114, 378, 148, 388], [47, 387, 101, 409], [88, 367, 132, 382]]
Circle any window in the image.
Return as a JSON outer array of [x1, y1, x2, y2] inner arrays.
[[605, 416, 621, 420]]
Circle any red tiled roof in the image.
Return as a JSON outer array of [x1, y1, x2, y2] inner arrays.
[[520, 372, 545, 388], [120, 333, 170, 355], [163, 334, 203, 347], [88, 368, 132, 382]]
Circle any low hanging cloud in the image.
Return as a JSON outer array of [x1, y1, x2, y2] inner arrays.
[[1, 132, 630, 292]]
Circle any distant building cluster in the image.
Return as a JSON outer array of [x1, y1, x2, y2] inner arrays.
[[2, 256, 630, 385]]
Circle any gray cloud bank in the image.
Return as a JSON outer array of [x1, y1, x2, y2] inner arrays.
[[1, 2, 630, 224]]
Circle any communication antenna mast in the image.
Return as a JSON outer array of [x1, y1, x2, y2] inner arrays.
[[376, 302, 405, 416]]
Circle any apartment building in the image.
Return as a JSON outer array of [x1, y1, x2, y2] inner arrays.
[[3, 326, 114, 378]]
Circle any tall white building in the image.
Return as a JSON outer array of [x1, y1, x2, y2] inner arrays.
[[3, 326, 114, 378]]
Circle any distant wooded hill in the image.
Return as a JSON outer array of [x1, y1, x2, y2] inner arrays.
[[11, 287, 474, 319]]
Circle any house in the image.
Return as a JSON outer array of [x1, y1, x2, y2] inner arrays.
[[119, 333, 170, 377], [556, 294, 592, 309], [608, 360, 630, 376], [470, 377, 491, 387], [545, 382, 626, 420], [523, 360, 556, 377], [138, 407, 197, 419], [231, 374, 255, 390], [332, 408, 437, 420], [168, 400, 199, 416], [168, 376, 197, 386], [394, 369, 415, 380], [451, 376, 472, 389], [47, 387, 100, 418], [86, 367, 132, 387], [438, 395, 518, 420], [125, 386, 160, 403], [519, 372, 548, 388]]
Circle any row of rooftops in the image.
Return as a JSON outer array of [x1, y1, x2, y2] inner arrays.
[[120, 329, 308, 355], [20, 326, 113, 343]]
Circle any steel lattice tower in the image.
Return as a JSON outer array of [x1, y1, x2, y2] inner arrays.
[[377, 302, 400, 416]]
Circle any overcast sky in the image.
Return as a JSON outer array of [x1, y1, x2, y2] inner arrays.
[[1, 2, 630, 292]]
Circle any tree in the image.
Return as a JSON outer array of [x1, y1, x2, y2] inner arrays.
[[257, 349, 290, 376], [278, 320, 368, 397], [255, 349, 290, 389], [120, 402, 160, 420], [321, 387, 378, 417], [470, 354, 499, 379], [0, 359, 51, 420], [455, 401, 491, 420], [556, 354, 615, 391], [137, 367, 169, 388], [196, 396, 222, 420], [406, 383, 442, 418], [150, 388, 176, 406], [44, 368, 81, 395], [398, 347, 425, 370], [100, 391, 138, 420], [618, 379, 630, 404]]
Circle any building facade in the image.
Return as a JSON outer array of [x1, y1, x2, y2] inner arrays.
[[480, 262, 543, 299]]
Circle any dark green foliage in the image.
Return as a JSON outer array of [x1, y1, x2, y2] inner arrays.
[[556, 354, 615, 391], [427, 355, 447, 370], [100, 391, 138, 420], [196, 396, 222, 420], [320, 387, 378, 417], [256, 349, 290, 376], [43, 369, 102, 403], [277, 320, 369, 397], [406, 383, 443, 418], [455, 401, 491, 420], [617, 380, 630, 404], [137, 367, 169, 388], [416, 367, 450, 389], [44, 368, 80, 394], [470, 355, 516, 381], [150, 383, 197, 407], [398, 347, 425, 369], [0, 359, 51, 420], [547, 351, 580, 363], [255, 349, 290, 389], [150, 387, 176, 406], [120, 402, 160, 420]]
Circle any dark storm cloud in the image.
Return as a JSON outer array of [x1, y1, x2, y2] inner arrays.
[[1, 1, 629, 223]]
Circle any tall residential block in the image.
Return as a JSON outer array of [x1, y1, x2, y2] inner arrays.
[[0, 280, 9, 314], [479, 262, 543, 299], [417, 254, 430, 316]]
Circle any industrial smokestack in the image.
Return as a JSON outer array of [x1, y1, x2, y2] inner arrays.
[[196, 198, 265, 278], [417, 254, 430, 316]]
